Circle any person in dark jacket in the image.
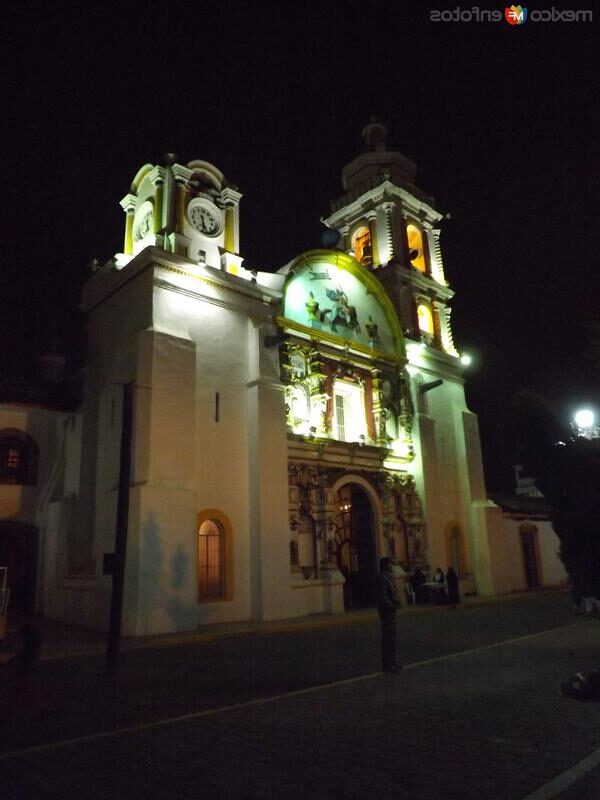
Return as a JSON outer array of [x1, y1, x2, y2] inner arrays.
[[376, 557, 402, 672], [446, 566, 460, 608], [410, 567, 427, 604]]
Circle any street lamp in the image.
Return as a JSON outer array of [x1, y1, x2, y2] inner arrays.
[[573, 408, 599, 440]]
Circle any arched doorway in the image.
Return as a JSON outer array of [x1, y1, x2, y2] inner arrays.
[[0, 522, 38, 614], [520, 524, 542, 589], [335, 483, 377, 609]]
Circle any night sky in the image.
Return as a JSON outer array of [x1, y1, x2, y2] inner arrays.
[[3, 2, 598, 490]]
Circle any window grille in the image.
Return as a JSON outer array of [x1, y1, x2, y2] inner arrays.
[[335, 394, 346, 441], [198, 520, 225, 599]]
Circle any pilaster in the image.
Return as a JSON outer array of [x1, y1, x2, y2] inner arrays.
[[365, 210, 379, 267], [221, 187, 242, 254], [120, 194, 136, 256], [151, 174, 165, 236], [429, 228, 447, 284], [431, 300, 444, 349], [308, 347, 329, 436], [379, 202, 396, 265], [371, 370, 389, 447], [434, 302, 458, 356], [396, 209, 410, 266]]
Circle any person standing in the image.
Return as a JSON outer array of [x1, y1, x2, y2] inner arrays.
[[446, 566, 460, 608], [376, 557, 402, 673], [410, 567, 427, 604], [433, 567, 448, 605]]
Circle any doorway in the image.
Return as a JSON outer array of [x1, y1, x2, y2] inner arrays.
[[520, 525, 541, 589], [335, 483, 377, 609], [0, 522, 38, 614]]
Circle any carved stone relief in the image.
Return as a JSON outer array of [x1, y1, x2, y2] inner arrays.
[[288, 462, 426, 575]]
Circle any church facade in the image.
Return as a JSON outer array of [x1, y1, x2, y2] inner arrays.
[[1, 124, 566, 635]]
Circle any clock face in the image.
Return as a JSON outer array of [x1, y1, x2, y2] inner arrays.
[[189, 202, 221, 236]]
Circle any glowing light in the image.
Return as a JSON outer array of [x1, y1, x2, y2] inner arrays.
[[574, 409, 595, 429], [332, 380, 367, 443], [351, 226, 372, 266], [459, 353, 472, 367], [417, 304, 434, 334]]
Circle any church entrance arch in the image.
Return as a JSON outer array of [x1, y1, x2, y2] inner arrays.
[[0, 522, 38, 614], [334, 482, 378, 609]]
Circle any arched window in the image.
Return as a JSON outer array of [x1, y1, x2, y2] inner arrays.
[[197, 510, 233, 601], [351, 226, 372, 266], [198, 520, 224, 599], [406, 224, 427, 272], [417, 303, 434, 335], [0, 430, 38, 486]]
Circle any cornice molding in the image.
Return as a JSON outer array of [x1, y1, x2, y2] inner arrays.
[[81, 247, 282, 313], [326, 181, 442, 228], [277, 317, 405, 366]]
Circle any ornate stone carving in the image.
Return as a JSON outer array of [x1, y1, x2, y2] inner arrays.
[[288, 461, 426, 573]]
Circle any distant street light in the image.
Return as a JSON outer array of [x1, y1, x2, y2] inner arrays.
[[573, 408, 599, 440], [574, 409, 594, 429], [459, 353, 472, 367]]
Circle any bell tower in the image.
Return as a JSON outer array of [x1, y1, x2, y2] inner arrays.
[[118, 155, 243, 274], [323, 120, 457, 356]]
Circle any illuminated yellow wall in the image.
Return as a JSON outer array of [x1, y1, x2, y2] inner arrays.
[[417, 303, 434, 334], [351, 225, 372, 266], [407, 224, 427, 272]]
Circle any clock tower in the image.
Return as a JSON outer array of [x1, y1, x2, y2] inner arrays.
[[119, 155, 244, 274]]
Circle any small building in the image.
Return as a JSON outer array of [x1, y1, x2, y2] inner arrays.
[[488, 467, 565, 594], [0, 351, 76, 614]]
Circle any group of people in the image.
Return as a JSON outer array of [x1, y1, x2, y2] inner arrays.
[[376, 559, 461, 673], [409, 566, 461, 607]]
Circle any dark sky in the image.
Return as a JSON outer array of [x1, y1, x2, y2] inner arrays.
[[3, 2, 598, 490]]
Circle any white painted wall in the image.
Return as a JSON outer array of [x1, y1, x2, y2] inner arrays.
[[407, 355, 486, 581]]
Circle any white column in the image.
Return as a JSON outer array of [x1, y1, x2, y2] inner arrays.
[[246, 319, 294, 620]]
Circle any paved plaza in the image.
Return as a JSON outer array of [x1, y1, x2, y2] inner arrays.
[[1, 591, 600, 799]]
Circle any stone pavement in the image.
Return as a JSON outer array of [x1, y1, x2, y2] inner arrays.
[[0, 589, 564, 660], [2, 591, 600, 799]]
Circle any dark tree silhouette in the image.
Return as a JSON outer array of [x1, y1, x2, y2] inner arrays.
[[513, 391, 600, 598]]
